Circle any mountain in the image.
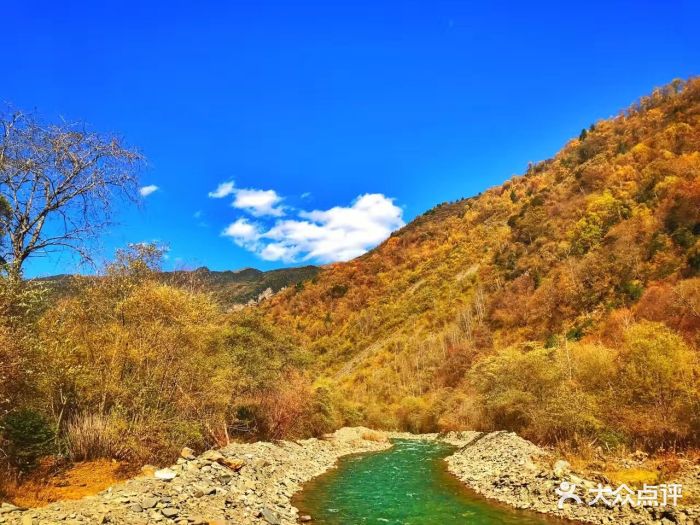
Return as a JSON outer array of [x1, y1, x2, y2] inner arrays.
[[261, 78, 700, 444], [36, 265, 319, 307], [163, 266, 319, 306]]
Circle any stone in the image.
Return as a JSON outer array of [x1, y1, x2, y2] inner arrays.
[[252, 458, 270, 469], [0, 504, 19, 515], [260, 506, 281, 525], [154, 468, 177, 481], [141, 497, 159, 509], [201, 450, 224, 463], [161, 507, 179, 518], [128, 503, 143, 513], [192, 483, 216, 497], [140, 464, 157, 476], [217, 457, 246, 471], [631, 449, 649, 462], [300, 515, 312, 522], [243, 479, 256, 491], [180, 447, 196, 460], [552, 459, 570, 477]]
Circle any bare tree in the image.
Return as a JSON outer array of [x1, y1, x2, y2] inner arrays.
[[0, 108, 143, 281]]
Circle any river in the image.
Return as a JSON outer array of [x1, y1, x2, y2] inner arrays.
[[293, 439, 570, 524]]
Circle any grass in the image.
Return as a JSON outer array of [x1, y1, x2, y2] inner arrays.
[[1, 457, 134, 508]]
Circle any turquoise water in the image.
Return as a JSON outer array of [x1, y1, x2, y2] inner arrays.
[[293, 439, 566, 524]]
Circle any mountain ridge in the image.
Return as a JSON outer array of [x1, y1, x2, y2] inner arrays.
[[34, 265, 319, 307]]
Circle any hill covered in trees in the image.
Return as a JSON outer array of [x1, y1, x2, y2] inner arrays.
[[262, 77, 700, 449]]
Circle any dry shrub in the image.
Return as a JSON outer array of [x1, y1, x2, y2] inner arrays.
[[65, 413, 126, 461], [257, 371, 314, 440], [465, 322, 700, 449], [436, 392, 487, 433], [395, 396, 437, 434], [363, 403, 398, 431], [38, 259, 238, 463], [361, 430, 387, 442]]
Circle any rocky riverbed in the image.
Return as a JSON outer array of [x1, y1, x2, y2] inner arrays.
[[443, 430, 700, 525], [0, 427, 389, 525], [1, 428, 698, 525]]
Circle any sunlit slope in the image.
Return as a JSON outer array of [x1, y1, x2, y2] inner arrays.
[[263, 78, 700, 429]]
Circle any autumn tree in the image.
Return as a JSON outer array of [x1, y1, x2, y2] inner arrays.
[[37, 244, 237, 461], [0, 108, 143, 282]]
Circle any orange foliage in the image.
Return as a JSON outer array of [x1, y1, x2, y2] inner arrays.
[[259, 78, 700, 446]]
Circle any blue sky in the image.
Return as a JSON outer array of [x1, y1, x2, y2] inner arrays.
[[3, 1, 699, 276]]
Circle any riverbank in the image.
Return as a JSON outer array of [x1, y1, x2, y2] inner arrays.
[[2, 428, 698, 524], [443, 431, 700, 525], [0, 428, 390, 525]]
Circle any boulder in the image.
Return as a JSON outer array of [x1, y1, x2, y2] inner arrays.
[[0, 503, 20, 514], [217, 457, 246, 471], [552, 459, 570, 478], [201, 450, 225, 463], [141, 497, 159, 509], [260, 507, 281, 525], [180, 447, 196, 460], [154, 468, 177, 481]]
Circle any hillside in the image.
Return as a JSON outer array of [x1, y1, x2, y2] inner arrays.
[[35, 265, 319, 307], [262, 78, 700, 446]]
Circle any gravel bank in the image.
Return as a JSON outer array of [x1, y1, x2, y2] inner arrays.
[[443, 431, 700, 525], [0, 427, 389, 525]]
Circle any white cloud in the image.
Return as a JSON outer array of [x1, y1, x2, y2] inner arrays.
[[220, 193, 404, 263], [221, 218, 262, 249], [208, 181, 285, 217], [259, 242, 297, 262], [232, 188, 285, 217], [208, 181, 235, 198], [139, 185, 159, 197]]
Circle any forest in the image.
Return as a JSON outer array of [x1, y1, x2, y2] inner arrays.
[[1, 78, 699, 495]]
